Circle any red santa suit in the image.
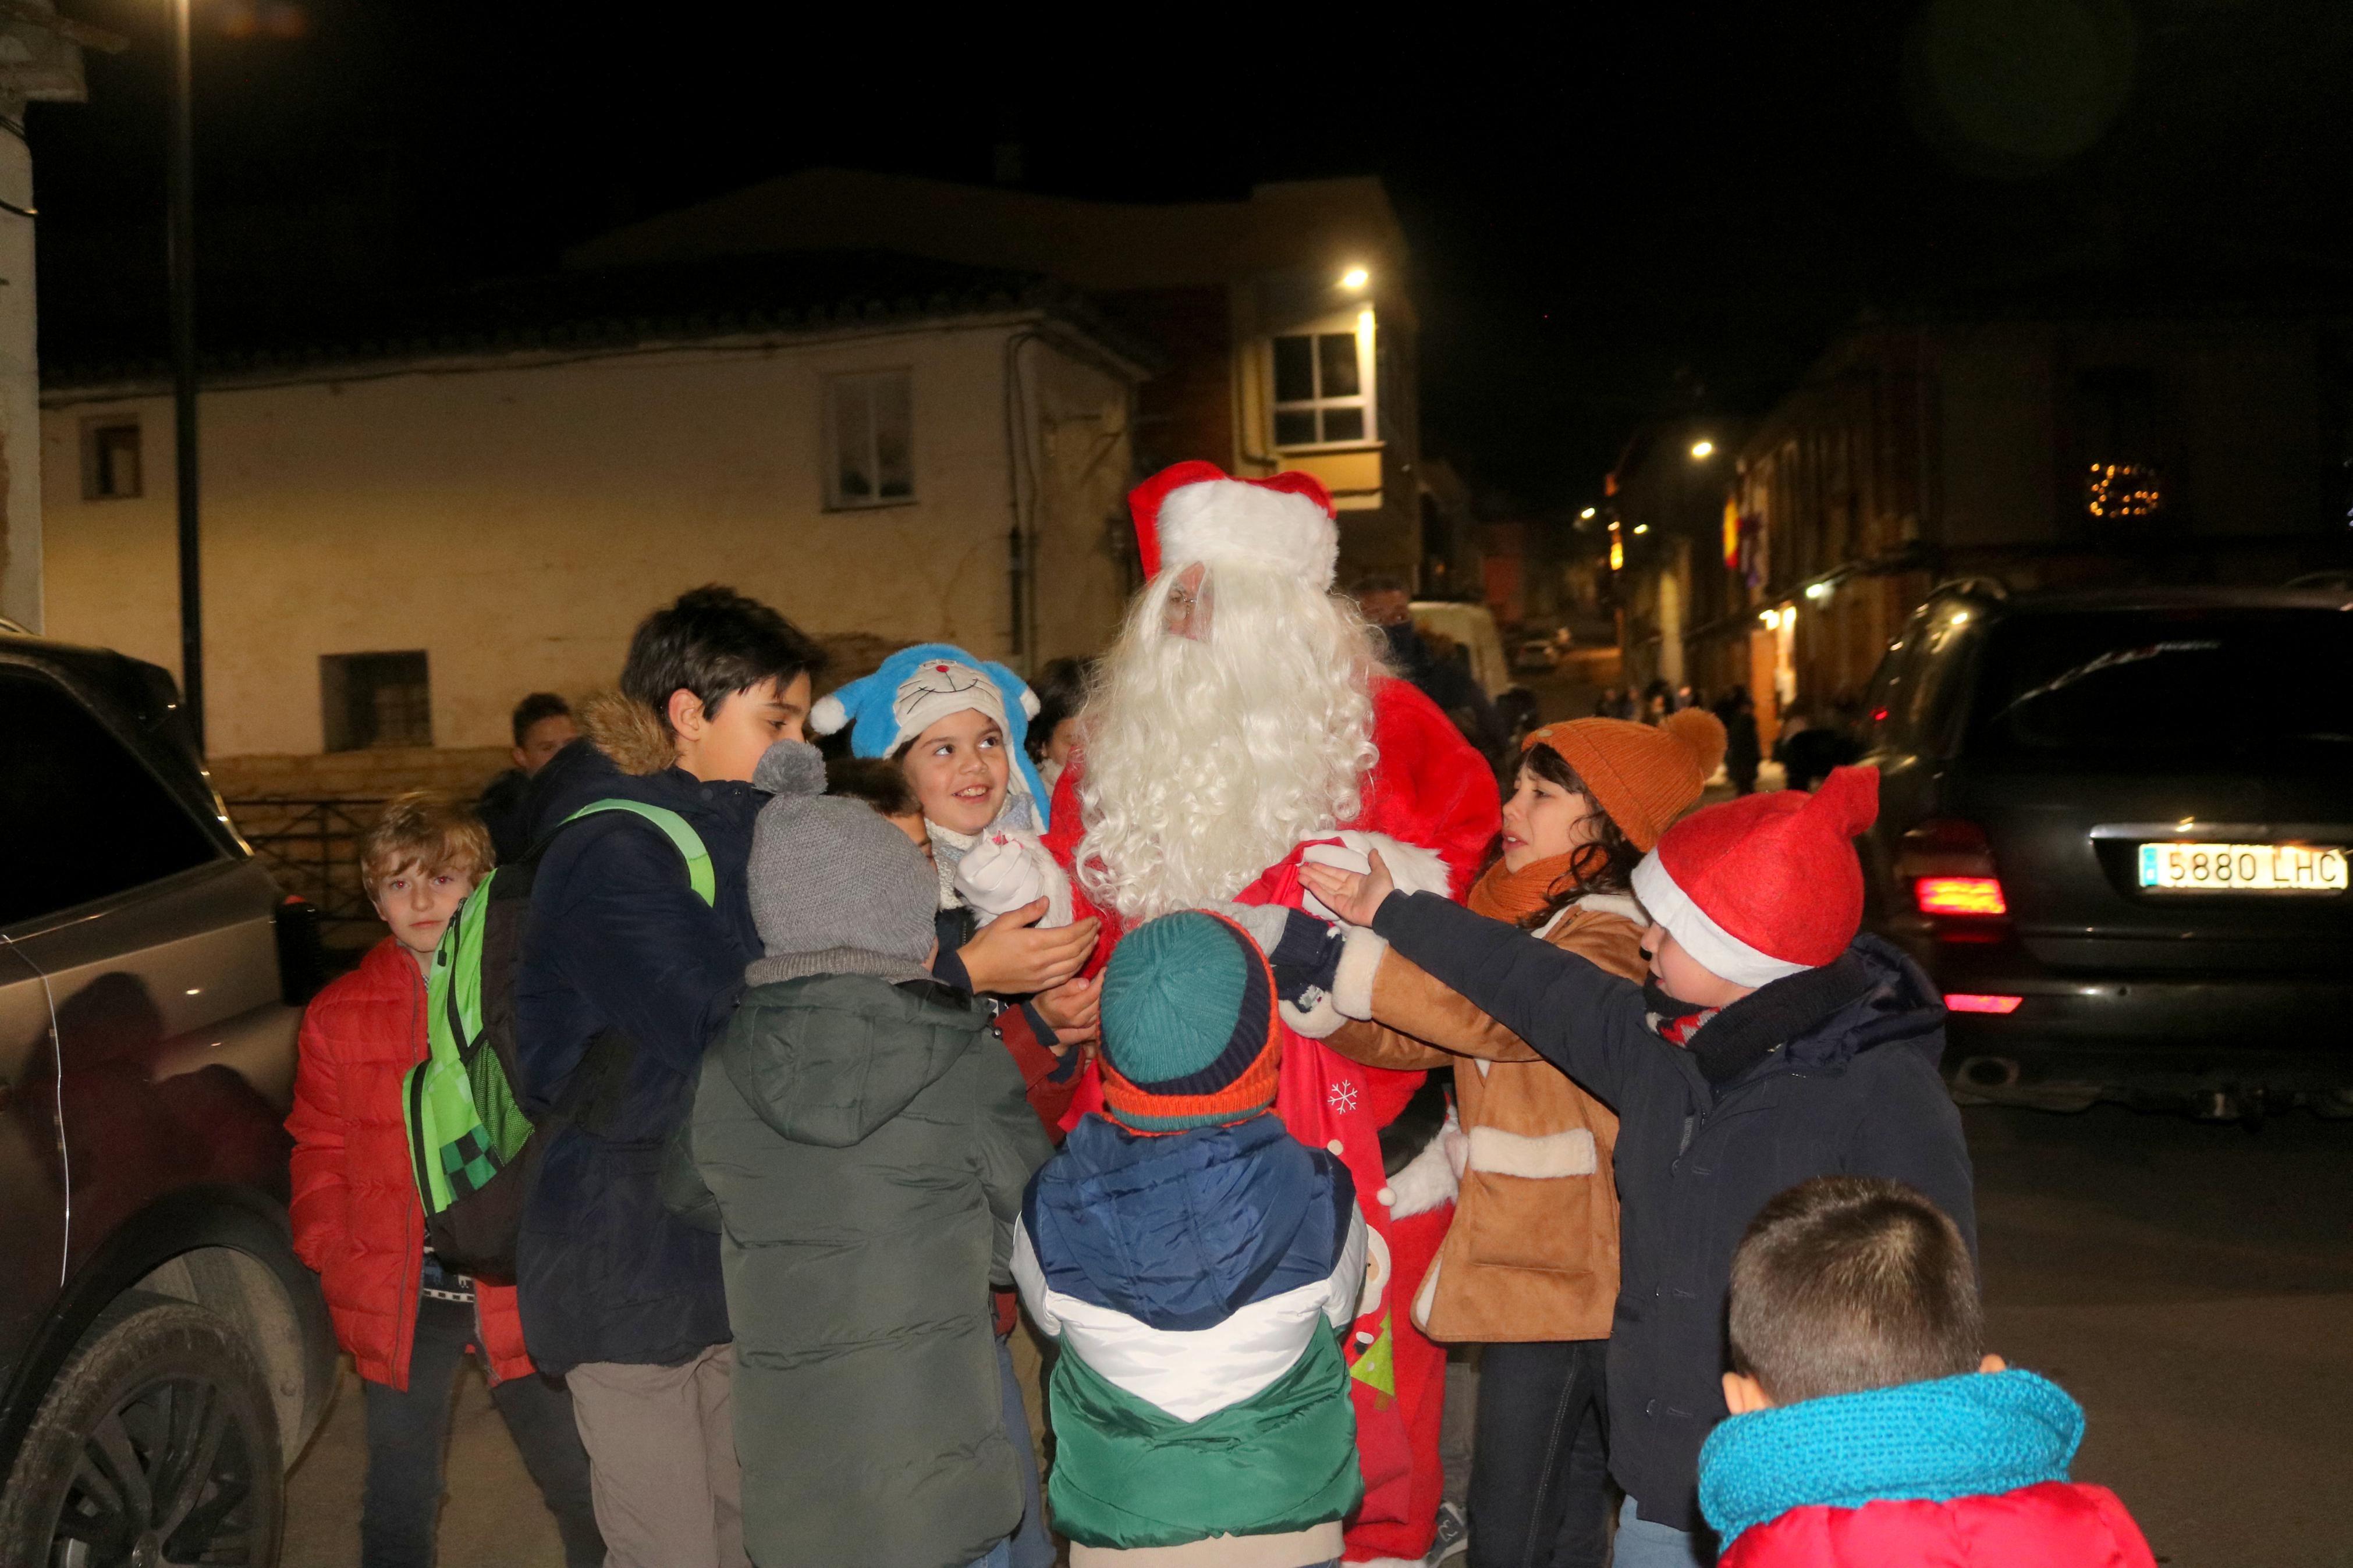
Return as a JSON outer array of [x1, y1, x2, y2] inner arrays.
[[1044, 461, 1501, 1565]]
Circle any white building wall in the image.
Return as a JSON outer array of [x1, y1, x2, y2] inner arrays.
[[41, 317, 1134, 758]]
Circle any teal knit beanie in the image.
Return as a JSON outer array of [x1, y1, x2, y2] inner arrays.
[[1099, 911, 1279, 1134]]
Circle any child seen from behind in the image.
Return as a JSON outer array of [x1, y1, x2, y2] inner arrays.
[[1699, 1176, 2157, 1566]]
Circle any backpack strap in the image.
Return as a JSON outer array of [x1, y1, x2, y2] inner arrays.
[[559, 799, 716, 906]]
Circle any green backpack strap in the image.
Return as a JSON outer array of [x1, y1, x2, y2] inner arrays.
[[560, 799, 716, 906], [406, 798, 714, 1215]]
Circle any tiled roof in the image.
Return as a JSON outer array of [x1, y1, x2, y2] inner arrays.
[[45, 250, 1159, 392]]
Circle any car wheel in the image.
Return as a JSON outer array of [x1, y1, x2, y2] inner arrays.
[[0, 1290, 283, 1567]]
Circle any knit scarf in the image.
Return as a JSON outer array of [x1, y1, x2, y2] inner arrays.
[[1469, 849, 1593, 925], [1644, 952, 1875, 1086], [1698, 1370, 2085, 1547]]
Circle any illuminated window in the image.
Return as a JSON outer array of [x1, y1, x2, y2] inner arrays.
[[1271, 318, 1376, 450], [2074, 368, 2166, 522], [825, 370, 915, 509]]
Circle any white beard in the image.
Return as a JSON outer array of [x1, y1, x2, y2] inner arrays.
[[1076, 562, 1382, 922]]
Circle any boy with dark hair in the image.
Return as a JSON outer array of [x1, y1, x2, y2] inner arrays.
[[289, 793, 604, 1568], [1300, 768, 1975, 1567], [479, 692, 579, 860], [512, 585, 824, 1568], [1701, 1177, 2156, 1567]]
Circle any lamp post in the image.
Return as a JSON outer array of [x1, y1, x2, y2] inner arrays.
[[168, 0, 201, 750]]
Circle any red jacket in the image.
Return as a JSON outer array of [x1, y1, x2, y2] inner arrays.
[[1721, 1481, 2159, 1568], [285, 938, 535, 1389]]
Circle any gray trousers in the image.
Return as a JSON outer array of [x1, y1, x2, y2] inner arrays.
[[566, 1343, 747, 1568]]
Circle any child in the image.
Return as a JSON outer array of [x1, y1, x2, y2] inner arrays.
[[1013, 909, 1366, 1568], [688, 739, 1051, 1568], [513, 584, 825, 1568], [1300, 767, 1974, 1568], [286, 792, 603, 1568], [1306, 709, 1723, 1568], [1700, 1176, 2157, 1566]]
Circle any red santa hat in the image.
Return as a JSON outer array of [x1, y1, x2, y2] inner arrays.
[[1629, 765, 1880, 989], [1128, 460, 1340, 589]]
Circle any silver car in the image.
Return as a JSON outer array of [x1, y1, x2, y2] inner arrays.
[[0, 628, 336, 1565]]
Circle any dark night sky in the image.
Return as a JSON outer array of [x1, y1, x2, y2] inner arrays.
[[29, 1, 2353, 511]]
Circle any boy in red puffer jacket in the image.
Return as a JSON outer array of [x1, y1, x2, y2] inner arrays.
[[286, 793, 603, 1568], [1698, 1176, 2156, 1567]]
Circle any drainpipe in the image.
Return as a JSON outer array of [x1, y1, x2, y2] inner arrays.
[[1003, 329, 1040, 670]]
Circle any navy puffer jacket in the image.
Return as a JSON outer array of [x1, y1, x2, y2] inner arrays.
[[512, 696, 763, 1374]]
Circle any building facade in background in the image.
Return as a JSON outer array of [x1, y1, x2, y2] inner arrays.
[[568, 169, 1439, 586], [1615, 287, 2353, 740], [40, 257, 1144, 772]]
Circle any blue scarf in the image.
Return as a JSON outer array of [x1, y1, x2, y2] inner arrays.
[[1699, 1370, 2085, 1548]]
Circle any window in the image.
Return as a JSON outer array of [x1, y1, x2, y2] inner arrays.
[[2074, 368, 2165, 521], [825, 370, 914, 509], [1271, 320, 1376, 450], [81, 418, 143, 501], [0, 669, 219, 928], [321, 651, 432, 751]]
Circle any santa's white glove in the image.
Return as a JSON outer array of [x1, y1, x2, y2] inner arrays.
[[955, 830, 1073, 929]]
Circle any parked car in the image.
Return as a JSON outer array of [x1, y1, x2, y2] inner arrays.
[[1857, 581, 2353, 1119], [0, 629, 336, 1564]]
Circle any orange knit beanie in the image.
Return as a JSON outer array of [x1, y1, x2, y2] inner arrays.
[[1520, 709, 1727, 852]]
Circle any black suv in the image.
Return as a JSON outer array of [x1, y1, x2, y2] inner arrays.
[[0, 630, 336, 1563], [1858, 582, 2353, 1118]]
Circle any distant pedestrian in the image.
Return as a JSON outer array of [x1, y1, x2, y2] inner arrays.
[[1642, 681, 1673, 725], [1593, 687, 1622, 719], [1015, 910, 1367, 1567], [513, 586, 827, 1568], [476, 692, 577, 862], [1716, 686, 1762, 795], [1026, 655, 1092, 818], [679, 739, 1049, 1568], [1357, 574, 1510, 762], [286, 793, 604, 1568], [1700, 1176, 2156, 1567]]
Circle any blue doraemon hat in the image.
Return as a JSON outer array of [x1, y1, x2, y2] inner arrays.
[[809, 643, 1052, 819]]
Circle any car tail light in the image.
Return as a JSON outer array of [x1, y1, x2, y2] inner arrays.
[[1944, 993, 2024, 1014], [1917, 877, 2008, 916], [1898, 819, 2010, 921]]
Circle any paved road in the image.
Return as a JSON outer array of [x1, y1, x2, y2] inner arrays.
[[277, 1102, 2353, 1567]]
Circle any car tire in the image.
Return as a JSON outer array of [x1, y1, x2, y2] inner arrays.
[[0, 1290, 283, 1568]]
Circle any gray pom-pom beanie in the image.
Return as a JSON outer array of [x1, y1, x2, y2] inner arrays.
[[744, 738, 938, 986]]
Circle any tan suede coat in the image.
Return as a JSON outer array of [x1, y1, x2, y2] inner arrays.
[[1325, 895, 1645, 1344]]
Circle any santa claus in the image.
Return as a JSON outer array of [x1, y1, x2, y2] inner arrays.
[[1045, 460, 1500, 1566]]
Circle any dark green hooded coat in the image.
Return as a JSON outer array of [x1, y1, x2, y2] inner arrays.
[[689, 972, 1052, 1568]]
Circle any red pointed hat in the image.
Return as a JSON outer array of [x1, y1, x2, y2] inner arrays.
[[1629, 766, 1880, 989], [1128, 460, 1340, 588]]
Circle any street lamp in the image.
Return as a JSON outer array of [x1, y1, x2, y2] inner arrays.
[[167, 0, 202, 751], [1579, 506, 1596, 520], [1339, 265, 1369, 290], [1690, 439, 1715, 460]]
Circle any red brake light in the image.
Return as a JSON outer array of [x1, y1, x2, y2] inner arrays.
[[1899, 819, 2009, 920], [1945, 993, 2024, 1014], [1917, 877, 2008, 916]]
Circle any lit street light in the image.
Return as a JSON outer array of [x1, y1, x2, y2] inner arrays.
[[1340, 265, 1369, 290], [1690, 439, 1715, 459], [1579, 506, 1596, 520]]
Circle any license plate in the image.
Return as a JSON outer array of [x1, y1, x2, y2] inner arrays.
[[2137, 842, 2350, 893]]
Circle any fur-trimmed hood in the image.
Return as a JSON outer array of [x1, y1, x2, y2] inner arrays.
[[576, 691, 676, 778]]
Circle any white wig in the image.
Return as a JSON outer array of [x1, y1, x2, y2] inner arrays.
[[1076, 560, 1383, 921]]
